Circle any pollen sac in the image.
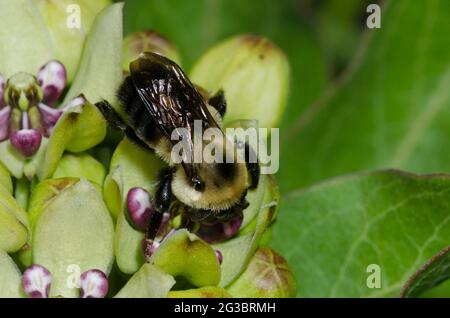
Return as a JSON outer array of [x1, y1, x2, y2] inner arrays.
[[21, 264, 52, 298], [226, 247, 297, 298], [79, 269, 109, 298], [127, 187, 154, 232]]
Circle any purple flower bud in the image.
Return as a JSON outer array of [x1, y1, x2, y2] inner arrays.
[[37, 60, 67, 106], [10, 128, 42, 157], [79, 269, 109, 298], [127, 187, 154, 232], [22, 264, 52, 298], [0, 106, 11, 140], [197, 213, 243, 244], [215, 250, 223, 264]]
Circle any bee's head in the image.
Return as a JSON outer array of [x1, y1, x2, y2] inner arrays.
[[171, 136, 249, 211]]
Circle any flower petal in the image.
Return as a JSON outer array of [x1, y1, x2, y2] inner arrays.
[[35, 0, 111, 82], [61, 95, 86, 110], [0, 0, 52, 78], [150, 229, 221, 287], [21, 264, 52, 298], [10, 129, 42, 157], [104, 139, 164, 274], [38, 103, 63, 136], [32, 179, 114, 298], [0, 251, 24, 298], [64, 3, 123, 106], [213, 174, 270, 287], [37, 60, 67, 106], [0, 106, 11, 140], [36, 102, 106, 179], [114, 263, 175, 298], [79, 269, 109, 298], [52, 153, 106, 187]]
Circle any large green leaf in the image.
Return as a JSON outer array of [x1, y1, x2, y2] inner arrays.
[[272, 170, 450, 297], [401, 246, 450, 298], [280, 0, 450, 192]]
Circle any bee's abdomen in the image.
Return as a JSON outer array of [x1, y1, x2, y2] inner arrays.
[[118, 76, 163, 145]]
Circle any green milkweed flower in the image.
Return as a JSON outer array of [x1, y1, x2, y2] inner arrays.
[[0, 0, 295, 299]]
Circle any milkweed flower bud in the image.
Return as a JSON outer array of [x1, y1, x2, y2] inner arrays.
[[80, 269, 109, 298], [22, 264, 52, 298], [123, 30, 181, 72], [190, 35, 290, 129], [127, 187, 154, 232], [227, 247, 297, 298]]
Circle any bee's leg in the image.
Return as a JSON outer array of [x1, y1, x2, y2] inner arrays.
[[147, 168, 174, 240], [208, 89, 227, 118], [95, 100, 152, 151], [244, 141, 260, 189]]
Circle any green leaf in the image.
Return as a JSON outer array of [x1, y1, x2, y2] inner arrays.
[[0, 251, 24, 298], [150, 229, 221, 288], [36, 102, 106, 179], [280, 0, 450, 192], [64, 3, 123, 105], [272, 170, 450, 297], [114, 263, 175, 298], [0, 0, 53, 78], [33, 179, 114, 298], [401, 246, 450, 298], [104, 139, 164, 274]]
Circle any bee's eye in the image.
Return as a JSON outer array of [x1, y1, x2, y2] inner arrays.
[[192, 177, 205, 192]]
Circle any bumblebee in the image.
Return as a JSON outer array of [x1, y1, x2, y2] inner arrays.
[[96, 52, 259, 242]]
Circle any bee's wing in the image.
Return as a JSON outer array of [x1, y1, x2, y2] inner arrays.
[[129, 52, 219, 182]]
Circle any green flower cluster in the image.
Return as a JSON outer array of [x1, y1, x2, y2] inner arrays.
[[0, 1, 295, 298]]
